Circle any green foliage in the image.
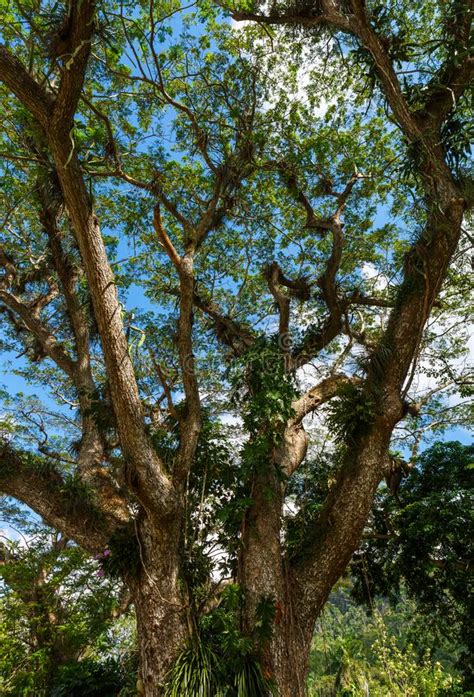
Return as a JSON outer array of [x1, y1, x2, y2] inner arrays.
[[327, 383, 377, 445], [230, 337, 296, 439], [165, 585, 276, 697], [345, 0, 472, 181], [60, 474, 105, 522], [307, 584, 464, 696], [165, 641, 224, 697], [0, 0, 472, 693], [351, 442, 474, 688], [253, 595, 277, 646], [50, 658, 130, 697], [165, 640, 276, 697], [98, 524, 141, 580], [440, 110, 474, 174], [230, 338, 296, 478], [0, 522, 133, 696]]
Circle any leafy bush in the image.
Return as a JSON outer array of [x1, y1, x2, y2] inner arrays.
[[50, 658, 127, 697]]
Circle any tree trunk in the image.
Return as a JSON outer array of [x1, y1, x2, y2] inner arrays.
[[132, 516, 189, 697], [240, 468, 314, 696], [269, 613, 314, 697]]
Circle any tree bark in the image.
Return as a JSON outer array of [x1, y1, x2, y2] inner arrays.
[[269, 614, 314, 697], [131, 515, 189, 697], [239, 468, 313, 696]]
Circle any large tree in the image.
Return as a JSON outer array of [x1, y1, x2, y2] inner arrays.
[[0, 0, 472, 694]]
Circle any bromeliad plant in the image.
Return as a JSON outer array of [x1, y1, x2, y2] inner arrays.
[[165, 586, 277, 697]]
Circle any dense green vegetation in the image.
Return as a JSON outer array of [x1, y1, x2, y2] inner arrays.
[[0, 510, 137, 695], [1, 441, 472, 695], [308, 590, 466, 696]]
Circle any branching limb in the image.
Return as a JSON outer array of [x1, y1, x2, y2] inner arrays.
[[0, 443, 123, 554], [0, 25, 175, 518], [264, 262, 291, 343], [153, 205, 182, 268], [291, 173, 362, 369], [192, 290, 255, 356], [270, 160, 324, 231], [0, 47, 52, 126], [419, 0, 473, 124], [292, 373, 361, 424], [154, 206, 201, 480], [0, 289, 77, 378], [231, 0, 352, 32], [347, 290, 393, 308], [150, 350, 180, 422], [275, 374, 360, 477], [51, 0, 97, 128]]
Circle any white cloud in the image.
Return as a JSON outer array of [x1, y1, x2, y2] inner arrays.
[[361, 262, 389, 291], [219, 412, 243, 427], [230, 18, 251, 30]]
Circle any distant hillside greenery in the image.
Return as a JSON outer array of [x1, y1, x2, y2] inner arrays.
[[308, 586, 467, 697]]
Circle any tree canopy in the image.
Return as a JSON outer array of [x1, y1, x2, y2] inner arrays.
[[0, 1, 472, 694]]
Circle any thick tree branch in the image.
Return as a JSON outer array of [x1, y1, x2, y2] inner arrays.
[[51, 0, 97, 128], [292, 373, 360, 423], [0, 443, 120, 554], [0, 28, 175, 517], [50, 150, 175, 515], [264, 262, 291, 342], [193, 178, 226, 248], [174, 255, 202, 480], [39, 199, 93, 384], [232, 0, 352, 32], [38, 189, 121, 494], [153, 206, 182, 268], [275, 374, 359, 476], [347, 0, 420, 141], [420, 0, 473, 124], [0, 1, 96, 128], [0, 46, 52, 126], [347, 290, 393, 308], [1, 166, 127, 510]]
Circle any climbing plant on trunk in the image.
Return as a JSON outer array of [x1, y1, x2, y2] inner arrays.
[[0, 1, 472, 694]]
